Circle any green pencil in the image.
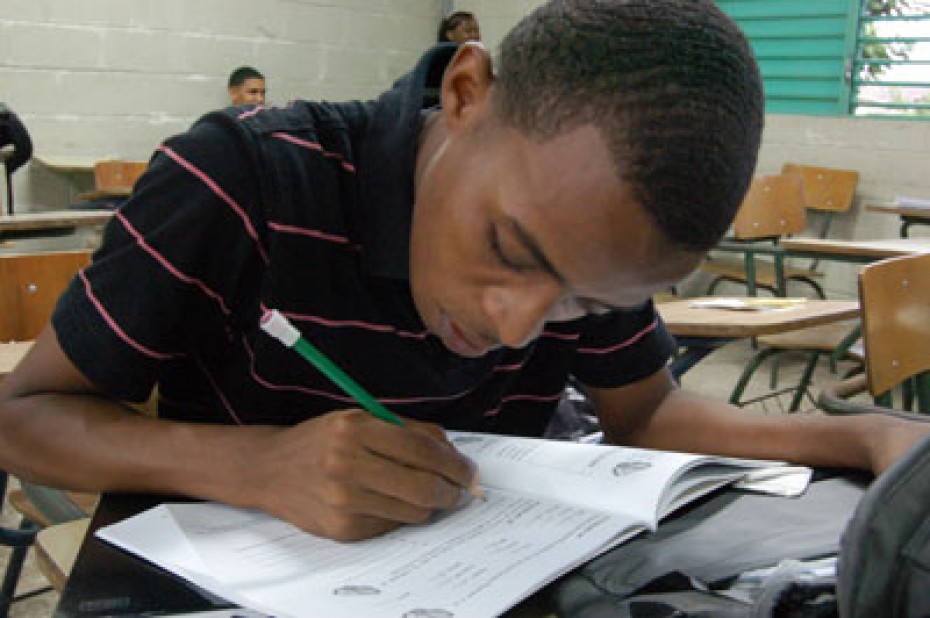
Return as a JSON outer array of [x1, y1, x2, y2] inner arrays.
[[260, 308, 484, 501], [260, 308, 405, 426]]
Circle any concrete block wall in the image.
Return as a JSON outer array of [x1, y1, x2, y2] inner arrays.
[[1, 0, 442, 214], [455, 0, 930, 299], [4, 0, 927, 297]]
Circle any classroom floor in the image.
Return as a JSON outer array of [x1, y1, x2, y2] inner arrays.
[[0, 337, 862, 617]]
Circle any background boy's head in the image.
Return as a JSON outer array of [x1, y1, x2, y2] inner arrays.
[[438, 11, 481, 43], [228, 66, 267, 106], [492, 0, 764, 252]]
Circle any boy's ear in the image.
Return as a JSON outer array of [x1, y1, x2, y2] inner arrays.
[[440, 43, 495, 134]]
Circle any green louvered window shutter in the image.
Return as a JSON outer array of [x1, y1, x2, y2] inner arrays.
[[716, 1, 860, 115]]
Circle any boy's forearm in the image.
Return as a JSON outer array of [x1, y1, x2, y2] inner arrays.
[[626, 388, 930, 476], [0, 391, 274, 508]]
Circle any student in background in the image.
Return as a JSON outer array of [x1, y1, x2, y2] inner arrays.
[[1, 0, 928, 544], [437, 11, 480, 43], [227, 66, 267, 106]]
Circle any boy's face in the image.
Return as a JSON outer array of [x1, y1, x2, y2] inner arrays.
[[229, 78, 267, 106], [410, 119, 701, 358]]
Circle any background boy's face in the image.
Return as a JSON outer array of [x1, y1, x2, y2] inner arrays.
[[446, 18, 480, 43], [410, 119, 700, 358], [229, 78, 267, 106]]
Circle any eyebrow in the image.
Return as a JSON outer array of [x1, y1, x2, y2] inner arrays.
[[507, 218, 567, 285], [508, 218, 636, 314]]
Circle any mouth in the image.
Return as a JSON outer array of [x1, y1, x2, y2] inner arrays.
[[439, 312, 493, 358]]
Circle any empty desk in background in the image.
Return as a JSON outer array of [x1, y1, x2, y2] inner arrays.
[[0, 210, 112, 242], [658, 297, 860, 378], [865, 203, 930, 238], [33, 155, 98, 175]]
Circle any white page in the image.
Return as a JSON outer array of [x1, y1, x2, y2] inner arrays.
[[97, 433, 790, 618], [449, 432, 779, 526], [100, 491, 643, 618]]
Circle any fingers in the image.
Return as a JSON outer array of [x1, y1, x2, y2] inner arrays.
[[258, 410, 478, 541], [359, 415, 475, 492]]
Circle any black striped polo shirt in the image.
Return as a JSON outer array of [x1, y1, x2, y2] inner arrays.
[[53, 46, 676, 437]]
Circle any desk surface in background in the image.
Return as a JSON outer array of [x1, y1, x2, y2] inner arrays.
[[865, 203, 930, 238], [658, 297, 859, 339], [866, 202, 930, 219], [33, 155, 99, 174], [779, 237, 930, 260], [0, 210, 112, 233]]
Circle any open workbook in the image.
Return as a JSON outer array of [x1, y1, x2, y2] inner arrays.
[[97, 432, 805, 618]]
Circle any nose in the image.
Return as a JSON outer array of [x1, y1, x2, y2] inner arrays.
[[482, 282, 563, 348]]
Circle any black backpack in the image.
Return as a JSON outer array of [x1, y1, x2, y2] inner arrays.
[[838, 430, 930, 617]]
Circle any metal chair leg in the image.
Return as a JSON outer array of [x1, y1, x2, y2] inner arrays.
[[730, 348, 780, 406], [0, 519, 40, 617], [789, 351, 822, 411]]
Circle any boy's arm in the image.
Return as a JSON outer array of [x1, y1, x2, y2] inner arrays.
[[586, 366, 930, 476], [0, 326, 473, 541]]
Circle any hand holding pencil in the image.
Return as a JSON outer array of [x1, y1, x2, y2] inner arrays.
[[259, 309, 483, 539]]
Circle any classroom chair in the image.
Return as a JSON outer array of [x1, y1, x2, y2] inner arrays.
[[0, 249, 96, 612], [701, 165, 859, 299], [777, 163, 860, 297], [69, 160, 147, 210], [700, 172, 807, 297], [34, 518, 91, 593], [0, 474, 43, 617], [819, 252, 930, 416], [729, 318, 863, 412]]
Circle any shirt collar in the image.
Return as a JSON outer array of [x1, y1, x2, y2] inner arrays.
[[355, 43, 458, 279]]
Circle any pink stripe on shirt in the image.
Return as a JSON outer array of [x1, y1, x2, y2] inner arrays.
[[262, 304, 430, 340], [79, 270, 183, 361], [270, 132, 357, 173], [576, 318, 658, 355], [115, 211, 232, 316], [267, 221, 356, 247], [157, 145, 270, 264]]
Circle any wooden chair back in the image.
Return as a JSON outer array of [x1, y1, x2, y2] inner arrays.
[[782, 163, 859, 214], [92, 160, 147, 193], [859, 253, 930, 399], [0, 250, 92, 341], [731, 173, 807, 240]]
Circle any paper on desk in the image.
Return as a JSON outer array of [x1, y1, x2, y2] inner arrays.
[[97, 495, 641, 618], [689, 298, 808, 311], [896, 196, 930, 209]]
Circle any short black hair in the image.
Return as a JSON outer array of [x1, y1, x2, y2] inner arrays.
[[228, 66, 265, 89], [493, 0, 764, 252], [437, 11, 476, 43]]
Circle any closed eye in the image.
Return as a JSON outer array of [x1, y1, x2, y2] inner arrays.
[[489, 224, 537, 273]]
